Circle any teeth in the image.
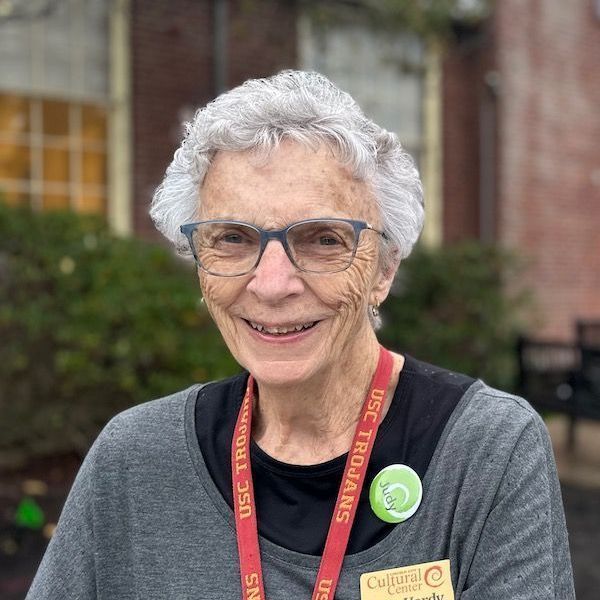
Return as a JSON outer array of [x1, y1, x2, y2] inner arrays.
[[248, 321, 315, 335]]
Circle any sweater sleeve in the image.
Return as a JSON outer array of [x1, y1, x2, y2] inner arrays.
[[26, 431, 100, 599], [461, 412, 575, 599]]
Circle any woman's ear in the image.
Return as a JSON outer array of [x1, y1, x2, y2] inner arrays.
[[369, 251, 400, 306]]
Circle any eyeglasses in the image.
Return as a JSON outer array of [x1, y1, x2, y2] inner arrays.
[[179, 218, 386, 276]]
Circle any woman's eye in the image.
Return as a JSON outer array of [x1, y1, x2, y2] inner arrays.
[[222, 233, 243, 244], [319, 235, 340, 246]]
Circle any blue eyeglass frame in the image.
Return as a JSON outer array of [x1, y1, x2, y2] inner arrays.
[[179, 217, 387, 276]]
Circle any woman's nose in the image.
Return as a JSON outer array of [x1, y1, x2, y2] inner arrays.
[[246, 240, 304, 302]]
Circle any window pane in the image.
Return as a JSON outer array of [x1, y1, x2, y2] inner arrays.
[[42, 100, 70, 137], [42, 193, 70, 210], [0, 1, 108, 101], [0, 95, 30, 136], [43, 147, 70, 182], [0, 21, 32, 90], [78, 192, 105, 213], [82, 105, 106, 143], [0, 143, 30, 180], [82, 151, 105, 185], [40, 0, 72, 95], [83, 0, 109, 97]]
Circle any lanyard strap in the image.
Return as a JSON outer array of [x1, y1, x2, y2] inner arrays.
[[231, 346, 394, 600]]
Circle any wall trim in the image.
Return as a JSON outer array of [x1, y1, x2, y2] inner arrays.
[[421, 39, 443, 247], [108, 0, 132, 235]]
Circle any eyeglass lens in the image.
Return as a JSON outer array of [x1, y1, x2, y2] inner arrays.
[[191, 220, 357, 275]]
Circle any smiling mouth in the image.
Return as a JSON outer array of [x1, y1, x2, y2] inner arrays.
[[243, 319, 318, 336]]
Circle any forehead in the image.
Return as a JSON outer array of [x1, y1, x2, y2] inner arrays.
[[199, 141, 379, 225]]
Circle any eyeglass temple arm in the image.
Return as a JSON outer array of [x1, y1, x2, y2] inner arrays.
[[365, 223, 387, 238]]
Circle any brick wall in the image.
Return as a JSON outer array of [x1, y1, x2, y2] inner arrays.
[[131, 0, 214, 241], [496, 0, 600, 339], [130, 0, 297, 243], [441, 25, 495, 243]]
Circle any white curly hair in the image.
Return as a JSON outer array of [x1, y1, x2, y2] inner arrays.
[[150, 69, 424, 275]]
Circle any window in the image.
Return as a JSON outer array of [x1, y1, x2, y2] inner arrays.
[[0, 95, 107, 211], [299, 17, 424, 166], [0, 0, 108, 213]]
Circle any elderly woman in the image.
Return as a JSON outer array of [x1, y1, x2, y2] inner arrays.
[[28, 71, 574, 600]]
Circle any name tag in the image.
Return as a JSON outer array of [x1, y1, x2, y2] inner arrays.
[[360, 559, 454, 600]]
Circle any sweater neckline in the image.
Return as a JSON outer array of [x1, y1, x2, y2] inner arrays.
[[182, 376, 482, 570], [247, 361, 407, 478]]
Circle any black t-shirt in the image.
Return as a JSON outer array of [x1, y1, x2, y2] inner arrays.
[[195, 354, 474, 556]]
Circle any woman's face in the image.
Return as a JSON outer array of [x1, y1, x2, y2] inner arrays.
[[198, 141, 396, 386]]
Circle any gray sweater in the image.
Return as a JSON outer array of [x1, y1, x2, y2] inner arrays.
[[27, 380, 575, 599]]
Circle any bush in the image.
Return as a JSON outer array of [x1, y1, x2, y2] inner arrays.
[[379, 242, 531, 391], [0, 203, 238, 468]]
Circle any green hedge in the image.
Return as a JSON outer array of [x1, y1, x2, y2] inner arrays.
[[0, 203, 238, 468], [380, 242, 531, 391], [0, 202, 530, 467]]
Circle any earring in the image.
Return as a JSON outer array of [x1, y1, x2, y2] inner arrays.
[[370, 301, 380, 318]]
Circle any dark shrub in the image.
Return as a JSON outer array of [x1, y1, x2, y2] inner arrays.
[[0, 203, 238, 468], [380, 242, 531, 390]]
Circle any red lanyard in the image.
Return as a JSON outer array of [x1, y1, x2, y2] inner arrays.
[[231, 346, 394, 600]]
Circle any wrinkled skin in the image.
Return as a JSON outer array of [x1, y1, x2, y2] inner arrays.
[[197, 141, 401, 462]]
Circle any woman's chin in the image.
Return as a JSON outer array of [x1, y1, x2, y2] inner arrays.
[[246, 358, 322, 388]]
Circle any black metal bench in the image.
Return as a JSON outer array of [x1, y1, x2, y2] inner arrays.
[[573, 321, 600, 422], [517, 321, 600, 450]]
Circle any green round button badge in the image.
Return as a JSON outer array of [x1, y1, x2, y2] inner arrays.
[[369, 464, 423, 524]]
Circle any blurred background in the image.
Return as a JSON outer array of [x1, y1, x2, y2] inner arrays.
[[0, 0, 598, 597]]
